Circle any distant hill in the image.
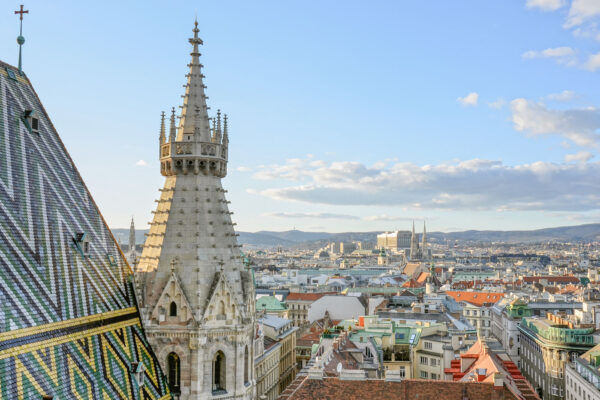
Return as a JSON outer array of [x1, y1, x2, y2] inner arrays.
[[433, 223, 600, 243], [111, 223, 600, 247]]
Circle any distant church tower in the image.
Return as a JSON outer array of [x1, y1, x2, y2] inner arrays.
[[137, 21, 255, 400], [129, 216, 137, 266], [409, 221, 429, 261], [421, 221, 428, 260], [410, 221, 420, 260]]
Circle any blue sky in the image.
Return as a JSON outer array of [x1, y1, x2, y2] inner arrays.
[[1, 0, 599, 232]]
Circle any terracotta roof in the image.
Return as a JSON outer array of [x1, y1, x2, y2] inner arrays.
[[445, 291, 505, 307], [523, 276, 579, 284], [278, 377, 520, 400], [416, 272, 430, 283], [402, 279, 423, 288], [286, 292, 335, 301], [445, 339, 540, 400], [403, 262, 422, 277]]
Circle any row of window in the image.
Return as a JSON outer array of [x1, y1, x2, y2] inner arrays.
[[419, 356, 438, 367], [419, 371, 439, 379], [566, 372, 598, 400], [464, 309, 490, 317]]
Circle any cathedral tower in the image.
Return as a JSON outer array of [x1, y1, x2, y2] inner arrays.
[[137, 22, 255, 399], [421, 221, 428, 260]]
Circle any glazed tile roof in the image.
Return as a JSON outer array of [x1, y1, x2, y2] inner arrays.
[[0, 61, 170, 399]]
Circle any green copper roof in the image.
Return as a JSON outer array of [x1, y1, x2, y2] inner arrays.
[[256, 295, 286, 311]]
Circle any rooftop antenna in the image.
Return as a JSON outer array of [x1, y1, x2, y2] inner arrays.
[[14, 4, 29, 73]]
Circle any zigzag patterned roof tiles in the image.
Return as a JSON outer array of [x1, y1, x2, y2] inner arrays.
[[0, 60, 171, 400]]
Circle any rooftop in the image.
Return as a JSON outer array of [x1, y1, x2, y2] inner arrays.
[[278, 377, 522, 400]]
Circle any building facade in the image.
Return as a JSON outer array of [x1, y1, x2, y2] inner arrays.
[[376, 231, 412, 251], [491, 298, 532, 365], [254, 323, 281, 400], [519, 313, 595, 400], [565, 342, 600, 400], [137, 22, 255, 399], [260, 316, 297, 393]]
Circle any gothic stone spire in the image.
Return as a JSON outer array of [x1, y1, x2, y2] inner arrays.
[[178, 20, 211, 142]]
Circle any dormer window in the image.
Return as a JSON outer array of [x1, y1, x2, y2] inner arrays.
[[72, 232, 90, 257], [21, 109, 40, 134], [6, 67, 17, 81]]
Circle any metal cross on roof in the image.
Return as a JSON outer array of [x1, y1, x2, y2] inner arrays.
[[14, 4, 29, 73], [15, 4, 28, 20]]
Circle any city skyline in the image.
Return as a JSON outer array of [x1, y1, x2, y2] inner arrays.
[[1, 1, 599, 233]]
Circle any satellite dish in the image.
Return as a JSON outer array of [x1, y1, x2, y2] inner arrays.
[[336, 362, 342, 373]]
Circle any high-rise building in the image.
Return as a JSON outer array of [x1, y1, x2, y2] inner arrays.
[[0, 60, 170, 399], [376, 231, 411, 251], [136, 22, 255, 400]]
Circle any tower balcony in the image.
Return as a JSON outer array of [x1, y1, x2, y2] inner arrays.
[[160, 141, 228, 177]]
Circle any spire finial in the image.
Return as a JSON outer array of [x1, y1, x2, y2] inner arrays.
[[159, 111, 166, 143], [223, 114, 228, 136], [14, 5, 29, 73], [178, 20, 210, 141], [169, 107, 176, 142]]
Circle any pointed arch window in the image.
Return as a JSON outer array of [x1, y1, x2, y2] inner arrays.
[[244, 345, 249, 384], [167, 352, 180, 393], [213, 351, 226, 393], [170, 301, 177, 317]]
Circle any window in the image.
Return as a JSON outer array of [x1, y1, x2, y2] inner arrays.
[[244, 346, 249, 384], [213, 351, 226, 392], [6, 67, 17, 80], [424, 342, 432, 350], [167, 353, 180, 393], [169, 301, 177, 317], [420, 371, 428, 379], [21, 109, 39, 134], [430, 358, 437, 367], [431, 373, 438, 380], [399, 366, 405, 378], [420, 356, 428, 365]]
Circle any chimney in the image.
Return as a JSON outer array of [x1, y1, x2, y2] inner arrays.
[[493, 373, 503, 389]]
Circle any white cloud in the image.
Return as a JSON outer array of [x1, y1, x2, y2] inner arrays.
[[488, 98, 506, 109], [363, 215, 428, 222], [565, 0, 600, 28], [564, 151, 594, 162], [135, 159, 148, 167], [250, 157, 600, 212], [510, 98, 600, 148], [265, 212, 360, 220], [457, 92, 479, 107], [526, 0, 566, 11], [584, 52, 600, 71], [522, 47, 577, 66], [522, 47, 575, 59], [236, 166, 252, 172], [546, 90, 576, 101]]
